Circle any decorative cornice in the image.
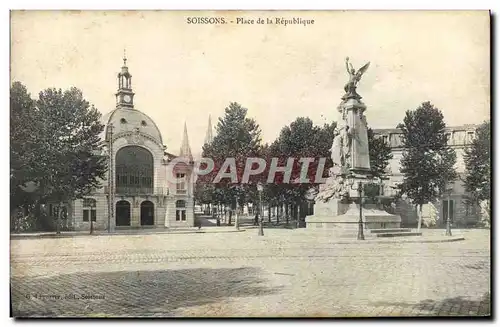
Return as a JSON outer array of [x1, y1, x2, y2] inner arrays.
[[111, 131, 164, 148]]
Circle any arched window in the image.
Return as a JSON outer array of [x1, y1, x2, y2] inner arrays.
[[115, 146, 154, 194], [176, 200, 186, 221]]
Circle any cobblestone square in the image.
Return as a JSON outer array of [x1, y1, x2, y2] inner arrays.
[[10, 228, 491, 317]]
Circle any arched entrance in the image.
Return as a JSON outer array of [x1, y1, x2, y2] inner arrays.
[[116, 200, 131, 226], [140, 201, 154, 226]]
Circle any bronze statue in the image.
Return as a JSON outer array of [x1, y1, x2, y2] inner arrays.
[[344, 57, 370, 96]]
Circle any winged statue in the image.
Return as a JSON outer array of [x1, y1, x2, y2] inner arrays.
[[344, 57, 370, 95]]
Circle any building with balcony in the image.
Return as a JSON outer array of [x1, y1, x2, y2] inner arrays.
[[373, 124, 481, 227], [68, 56, 195, 231]]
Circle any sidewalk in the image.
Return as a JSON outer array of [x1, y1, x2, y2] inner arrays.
[[10, 226, 245, 239], [259, 227, 471, 245]]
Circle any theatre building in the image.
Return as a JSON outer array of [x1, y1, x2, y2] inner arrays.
[[68, 57, 195, 231]]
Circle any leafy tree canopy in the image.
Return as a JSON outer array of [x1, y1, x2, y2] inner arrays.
[[198, 102, 263, 204], [463, 120, 491, 205], [367, 127, 393, 179], [10, 82, 108, 212], [36, 87, 108, 202], [397, 101, 457, 206]]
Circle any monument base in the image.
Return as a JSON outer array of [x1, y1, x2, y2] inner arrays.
[[305, 200, 402, 238]]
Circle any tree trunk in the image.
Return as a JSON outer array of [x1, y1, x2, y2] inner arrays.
[[417, 204, 422, 232], [228, 210, 232, 226], [56, 202, 62, 234], [276, 204, 280, 225], [34, 203, 41, 231], [285, 203, 289, 225], [296, 203, 301, 228], [268, 204, 271, 223]]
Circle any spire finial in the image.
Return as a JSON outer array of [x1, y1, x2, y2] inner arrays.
[[180, 122, 193, 162], [204, 114, 214, 145], [123, 48, 127, 66]]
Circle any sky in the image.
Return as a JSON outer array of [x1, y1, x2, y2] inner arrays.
[[11, 10, 490, 157]]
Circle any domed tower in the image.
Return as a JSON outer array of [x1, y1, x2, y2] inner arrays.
[[75, 54, 178, 232], [115, 53, 135, 109]]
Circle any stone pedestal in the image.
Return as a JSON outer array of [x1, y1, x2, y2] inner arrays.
[[305, 200, 402, 238], [310, 198, 350, 219]]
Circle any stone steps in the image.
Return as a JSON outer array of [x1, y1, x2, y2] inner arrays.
[[375, 231, 423, 238], [369, 228, 412, 234]]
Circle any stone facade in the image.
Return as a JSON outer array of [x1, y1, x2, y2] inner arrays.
[[373, 124, 481, 227], [68, 57, 195, 231]]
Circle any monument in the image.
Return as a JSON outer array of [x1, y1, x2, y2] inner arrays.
[[305, 57, 401, 235]]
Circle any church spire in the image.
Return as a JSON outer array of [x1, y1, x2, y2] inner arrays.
[[204, 114, 214, 145], [179, 122, 193, 162], [116, 52, 134, 109]]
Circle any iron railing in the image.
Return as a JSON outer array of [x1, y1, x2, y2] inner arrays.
[[102, 186, 190, 196], [103, 186, 167, 195]]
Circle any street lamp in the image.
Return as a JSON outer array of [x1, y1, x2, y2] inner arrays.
[[445, 187, 453, 237], [445, 211, 452, 236], [347, 180, 365, 241], [346, 173, 382, 241], [257, 182, 264, 236], [356, 181, 364, 240]]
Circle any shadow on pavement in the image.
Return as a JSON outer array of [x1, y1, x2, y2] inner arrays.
[[11, 266, 282, 317], [371, 292, 491, 317]]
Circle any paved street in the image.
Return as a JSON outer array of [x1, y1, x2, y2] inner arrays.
[[10, 228, 490, 317]]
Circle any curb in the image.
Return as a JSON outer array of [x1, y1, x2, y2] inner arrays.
[[10, 229, 247, 239], [275, 236, 466, 245], [364, 236, 465, 244]]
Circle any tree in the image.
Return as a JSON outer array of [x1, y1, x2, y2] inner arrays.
[[397, 101, 457, 231], [367, 128, 393, 179], [199, 102, 262, 224], [193, 182, 215, 212], [268, 118, 335, 224], [365, 127, 393, 200], [463, 121, 491, 223], [35, 87, 108, 232], [10, 82, 47, 231], [10, 82, 40, 211]]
